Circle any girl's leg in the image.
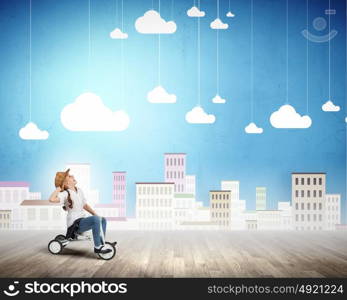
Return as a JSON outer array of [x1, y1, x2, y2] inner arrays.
[[78, 216, 103, 248]]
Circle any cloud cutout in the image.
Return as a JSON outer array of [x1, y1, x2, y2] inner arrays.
[[245, 122, 263, 134], [61, 92, 130, 131], [212, 94, 226, 104], [270, 104, 312, 128], [226, 11, 235, 17], [135, 10, 176, 34], [110, 28, 128, 39], [185, 106, 216, 124], [147, 86, 176, 103], [187, 6, 205, 17], [210, 18, 229, 29], [19, 122, 49, 140], [322, 100, 340, 112]]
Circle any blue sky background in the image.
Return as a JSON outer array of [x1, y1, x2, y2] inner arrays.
[[0, 0, 346, 221]]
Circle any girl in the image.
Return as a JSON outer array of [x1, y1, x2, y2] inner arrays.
[[49, 168, 113, 255]]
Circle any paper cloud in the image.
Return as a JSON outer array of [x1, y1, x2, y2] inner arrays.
[[322, 100, 340, 112], [19, 122, 49, 140], [61, 92, 130, 131], [135, 10, 176, 34], [147, 86, 176, 103], [345, 117, 347, 123], [110, 28, 128, 39], [185, 106, 216, 124], [210, 18, 229, 29], [212, 94, 226, 104], [270, 104, 312, 128], [187, 6, 205, 17], [226, 11, 235, 17], [245, 122, 263, 134]]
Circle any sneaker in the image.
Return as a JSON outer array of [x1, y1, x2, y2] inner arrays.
[[94, 247, 112, 254]]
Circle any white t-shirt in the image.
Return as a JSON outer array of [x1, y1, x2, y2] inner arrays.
[[58, 187, 87, 228]]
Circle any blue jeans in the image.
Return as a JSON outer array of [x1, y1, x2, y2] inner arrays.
[[77, 216, 107, 248]]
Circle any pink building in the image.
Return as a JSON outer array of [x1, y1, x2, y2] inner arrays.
[[164, 153, 186, 193], [113, 171, 126, 217]]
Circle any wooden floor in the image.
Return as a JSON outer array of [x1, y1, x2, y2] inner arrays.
[[0, 230, 346, 278]]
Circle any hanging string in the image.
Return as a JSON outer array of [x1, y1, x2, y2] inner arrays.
[[306, 0, 309, 114], [328, 0, 331, 101], [251, 0, 254, 121], [29, 0, 32, 121], [286, 0, 289, 104], [158, 0, 161, 85], [198, 0, 201, 105], [216, 0, 220, 95], [121, 0, 124, 106], [88, 0, 91, 89]]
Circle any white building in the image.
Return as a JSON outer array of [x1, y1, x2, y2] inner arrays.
[[20, 200, 65, 230], [292, 173, 326, 231], [0, 210, 11, 230], [256, 187, 267, 210], [244, 210, 257, 230], [221, 180, 239, 201], [230, 200, 246, 230], [65, 163, 99, 206], [185, 175, 196, 195], [257, 210, 282, 230], [325, 194, 341, 231], [173, 193, 196, 229], [278, 201, 293, 230], [29, 192, 42, 200], [0, 182, 30, 229], [94, 204, 119, 219], [136, 182, 175, 230], [220, 181, 246, 230]]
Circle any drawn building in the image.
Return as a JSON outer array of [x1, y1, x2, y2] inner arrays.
[[164, 153, 186, 193], [210, 190, 232, 229], [325, 194, 341, 231], [292, 173, 326, 231], [136, 182, 175, 230], [256, 187, 266, 210]]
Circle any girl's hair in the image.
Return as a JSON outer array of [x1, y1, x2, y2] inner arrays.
[[62, 187, 73, 210]]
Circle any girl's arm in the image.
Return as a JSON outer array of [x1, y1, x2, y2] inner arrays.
[[83, 203, 98, 216], [49, 187, 62, 203]]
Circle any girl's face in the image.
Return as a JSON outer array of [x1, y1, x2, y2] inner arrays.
[[63, 174, 77, 188]]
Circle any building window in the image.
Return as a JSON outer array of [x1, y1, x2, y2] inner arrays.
[[307, 190, 310, 197], [313, 203, 317, 210], [301, 214, 304, 221], [295, 178, 298, 185], [307, 214, 310, 221], [319, 190, 322, 197], [174, 158, 176, 165], [313, 190, 316, 197], [319, 214, 322, 221], [313, 178, 317, 185], [301, 178, 304, 185], [301, 190, 304, 197], [307, 203, 310, 210], [319, 178, 322, 185], [307, 178, 310, 185], [28, 208, 36, 221], [313, 214, 317, 221], [212, 194, 214, 200], [295, 203, 298, 210], [295, 190, 299, 197], [301, 203, 304, 210], [319, 203, 322, 210]]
